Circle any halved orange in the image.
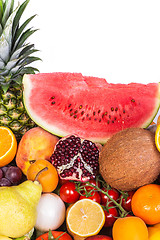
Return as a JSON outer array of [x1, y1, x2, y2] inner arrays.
[[0, 126, 17, 167], [155, 124, 160, 152], [66, 199, 105, 238]]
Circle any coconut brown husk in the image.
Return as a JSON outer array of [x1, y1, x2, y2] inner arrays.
[[99, 128, 160, 191]]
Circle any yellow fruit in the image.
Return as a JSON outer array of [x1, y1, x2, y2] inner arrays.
[[155, 124, 160, 151], [0, 236, 12, 240], [66, 199, 105, 238], [0, 180, 42, 238], [0, 126, 17, 167], [148, 223, 160, 240]]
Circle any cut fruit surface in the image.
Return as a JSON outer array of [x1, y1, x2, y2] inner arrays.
[[23, 72, 160, 144], [155, 124, 160, 151], [0, 127, 17, 167], [66, 198, 105, 237]]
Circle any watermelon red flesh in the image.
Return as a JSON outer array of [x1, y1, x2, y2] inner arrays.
[[23, 72, 160, 144]]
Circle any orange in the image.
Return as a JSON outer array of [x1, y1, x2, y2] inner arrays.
[[155, 124, 160, 151], [66, 198, 105, 238], [148, 223, 160, 240], [112, 216, 148, 240], [131, 184, 160, 225], [27, 159, 59, 192], [0, 126, 17, 167]]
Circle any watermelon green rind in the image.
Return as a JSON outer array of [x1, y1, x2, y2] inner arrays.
[[22, 72, 160, 144], [141, 82, 160, 128]]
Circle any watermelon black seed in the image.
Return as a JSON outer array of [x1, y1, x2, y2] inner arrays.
[[89, 117, 92, 120], [79, 105, 83, 109], [86, 114, 89, 117], [74, 110, 78, 114], [70, 113, 73, 116], [51, 96, 55, 99], [94, 118, 97, 121], [123, 109, 125, 113], [74, 115, 77, 118], [98, 110, 101, 114], [70, 109, 73, 112], [131, 99, 135, 102], [109, 115, 111, 119], [115, 107, 118, 111], [111, 107, 114, 111], [68, 104, 72, 108], [81, 111, 84, 115], [107, 120, 110, 124], [99, 119, 101, 122], [51, 101, 55, 105]]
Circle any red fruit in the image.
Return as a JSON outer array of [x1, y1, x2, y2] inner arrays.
[[81, 179, 101, 190], [100, 187, 120, 205], [103, 207, 119, 227], [121, 191, 135, 212], [79, 190, 101, 204], [51, 135, 99, 182], [59, 182, 80, 203]]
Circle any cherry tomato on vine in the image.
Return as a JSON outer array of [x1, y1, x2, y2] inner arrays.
[[120, 191, 135, 212], [100, 187, 120, 205], [81, 179, 101, 190], [36, 230, 72, 240], [79, 190, 101, 204], [103, 206, 119, 227], [59, 181, 80, 203]]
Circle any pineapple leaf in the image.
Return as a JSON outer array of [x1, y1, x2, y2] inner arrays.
[[14, 28, 38, 52], [1, 83, 10, 92], [12, 0, 30, 38], [0, 0, 3, 27], [16, 66, 40, 75], [0, 3, 19, 62], [2, 0, 14, 28], [13, 14, 36, 45], [19, 56, 41, 67]]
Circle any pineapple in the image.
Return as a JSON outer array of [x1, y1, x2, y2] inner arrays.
[[0, 0, 40, 140]]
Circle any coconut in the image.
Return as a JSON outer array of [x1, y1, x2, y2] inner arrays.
[[99, 128, 160, 191]]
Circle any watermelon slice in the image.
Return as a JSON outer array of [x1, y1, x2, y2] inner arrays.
[[23, 72, 160, 144]]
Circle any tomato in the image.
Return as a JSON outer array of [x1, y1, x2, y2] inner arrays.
[[131, 184, 160, 225], [103, 206, 119, 227], [79, 190, 101, 204], [120, 190, 135, 212], [36, 230, 72, 240], [59, 181, 80, 203], [100, 187, 119, 205], [112, 216, 148, 240], [81, 179, 101, 190]]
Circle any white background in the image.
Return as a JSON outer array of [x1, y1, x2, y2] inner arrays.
[[15, 0, 160, 84]]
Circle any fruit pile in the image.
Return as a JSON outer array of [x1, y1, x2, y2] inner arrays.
[[1, 120, 160, 240]]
